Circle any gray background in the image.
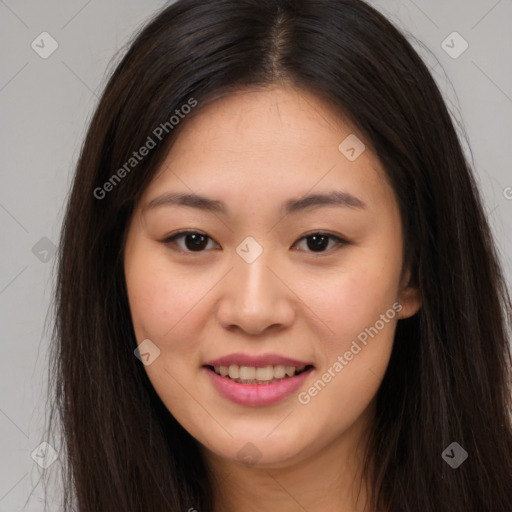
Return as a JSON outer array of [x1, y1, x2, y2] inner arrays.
[[0, 0, 511, 510]]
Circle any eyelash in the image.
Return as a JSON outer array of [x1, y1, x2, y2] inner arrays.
[[161, 230, 349, 255]]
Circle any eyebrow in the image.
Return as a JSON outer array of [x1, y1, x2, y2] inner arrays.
[[144, 190, 366, 215]]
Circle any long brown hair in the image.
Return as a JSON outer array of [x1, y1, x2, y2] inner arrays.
[[47, 0, 512, 510]]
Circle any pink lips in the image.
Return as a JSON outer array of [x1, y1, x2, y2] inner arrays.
[[204, 353, 313, 368], [202, 353, 314, 407], [204, 367, 314, 406]]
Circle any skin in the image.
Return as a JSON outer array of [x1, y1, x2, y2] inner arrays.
[[124, 84, 422, 512]]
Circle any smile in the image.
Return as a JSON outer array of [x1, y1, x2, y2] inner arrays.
[[209, 364, 312, 384], [204, 364, 315, 406]]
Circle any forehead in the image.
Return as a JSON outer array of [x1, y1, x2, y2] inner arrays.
[[141, 85, 394, 213], [171, 85, 357, 153]]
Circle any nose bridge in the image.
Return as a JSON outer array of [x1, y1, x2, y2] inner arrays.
[[216, 237, 295, 334], [233, 239, 278, 309]]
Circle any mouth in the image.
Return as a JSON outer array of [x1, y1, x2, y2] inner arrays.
[[204, 363, 315, 406], [205, 363, 315, 385]]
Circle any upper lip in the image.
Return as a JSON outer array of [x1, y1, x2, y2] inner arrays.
[[204, 353, 314, 368]]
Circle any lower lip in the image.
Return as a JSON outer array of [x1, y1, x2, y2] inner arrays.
[[204, 366, 314, 407]]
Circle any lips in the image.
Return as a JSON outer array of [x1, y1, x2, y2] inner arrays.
[[202, 353, 315, 406], [204, 353, 313, 368], [204, 365, 314, 406]]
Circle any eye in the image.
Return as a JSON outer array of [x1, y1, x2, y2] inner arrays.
[[292, 232, 348, 253], [162, 230, 219, 252], [162, 230, 348, 254]]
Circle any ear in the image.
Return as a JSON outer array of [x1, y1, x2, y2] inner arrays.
[[397, 268, 422, 319]]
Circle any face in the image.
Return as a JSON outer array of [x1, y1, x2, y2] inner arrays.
[[124, 85, 421, 470]]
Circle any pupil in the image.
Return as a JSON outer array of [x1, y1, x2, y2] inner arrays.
[[307, 235, 328, 251], [185, 234, 207, 251]]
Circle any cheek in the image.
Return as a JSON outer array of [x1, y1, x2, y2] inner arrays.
[[295, 258, 401, 355], [292, 249, 400, 422], [298, 278, 397, 435], [124, 249, 211, 413], [124, 245, 210, 348]]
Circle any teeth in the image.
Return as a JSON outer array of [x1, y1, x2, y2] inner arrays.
[[285, 366, 296, 377], [274, 365, 286, 379], [228, 364, 239, 379], [239, 366, 256, 380], [212, 363, 308, 382], [255, 365, 274, 381]]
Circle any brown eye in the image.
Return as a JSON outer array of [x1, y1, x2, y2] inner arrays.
[[293, 232, 348, 253], [163, 231, 218, 252], [163, 230, 348, 255]]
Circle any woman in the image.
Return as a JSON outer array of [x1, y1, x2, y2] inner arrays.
[[48, 0, 512, 510]]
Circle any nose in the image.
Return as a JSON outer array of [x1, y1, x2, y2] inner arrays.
[[215, 249, 296, 336]]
